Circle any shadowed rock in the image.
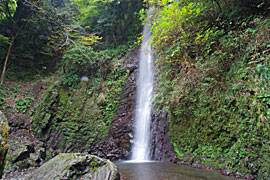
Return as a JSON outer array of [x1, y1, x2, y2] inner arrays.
[[5, 132, 46, 171]]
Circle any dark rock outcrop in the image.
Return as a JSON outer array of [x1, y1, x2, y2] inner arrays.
[[150, 109, 179, 162], [0, 111, 10, 178], [26, 153, 120, 180]]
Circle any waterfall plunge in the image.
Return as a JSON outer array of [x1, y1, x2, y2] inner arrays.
[[131, 15, 153, 162]]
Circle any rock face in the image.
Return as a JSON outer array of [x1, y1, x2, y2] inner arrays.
[[32, 49, 140, 160], [26, 153, 120, 180], [89, 49, 139, 160], [0, 111, 10, 178], [32, 81, 110, 152], [150, 109, 179, 162], [89, 49, 179, 162]]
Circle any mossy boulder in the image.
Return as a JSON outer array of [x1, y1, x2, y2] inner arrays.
[[32, 83, 108, 152], [26, 153, 120, 180], [0, 111, 10, 178]]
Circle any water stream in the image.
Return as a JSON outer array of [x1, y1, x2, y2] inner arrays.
[[131, 13, 153, 161]]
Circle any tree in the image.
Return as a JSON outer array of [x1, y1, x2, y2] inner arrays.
[[77, 0, 144, 48], [0, 0, 31, 84], [0, 0, 97, 83]]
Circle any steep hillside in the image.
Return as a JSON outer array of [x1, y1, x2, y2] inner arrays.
[[149, 0, 269, 179]]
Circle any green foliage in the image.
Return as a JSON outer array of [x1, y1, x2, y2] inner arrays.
[[60, 71, 80, 89], [0, 96, 5, 106], [76, 0, 144, 48], [0, 0, 143, 83], [149, 0, 270, 178], [0, 0, 101, 81], [0, 34, 9, 47], [151, 1, 214, 65], [0, 85, 8, 109], [62, 43, 96, 71], [73, 0, 109, 24], [0, 0, 17, 21], [0, 34, 9, 68], [14, 97, 34, 113], [60, 39, 136, 89], [33, 46, 131, 151], [98, 66, 130, 125]]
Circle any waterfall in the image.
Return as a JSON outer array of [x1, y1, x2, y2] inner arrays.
[[131, 12, 153, 161]]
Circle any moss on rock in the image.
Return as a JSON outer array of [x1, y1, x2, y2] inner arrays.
[[33, 82, 107, 151], [32, 59, 130, 153], [25, 153, 120, 180], [0, 111, 10, 178]]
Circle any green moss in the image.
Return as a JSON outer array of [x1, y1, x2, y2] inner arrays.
[[58, 89, 69, 105], [90, 161, 98, 166], [92, 166, 99, 172]]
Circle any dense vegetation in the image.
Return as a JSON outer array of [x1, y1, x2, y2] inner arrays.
[[0, 0, 143, 116], [0, 0, 143, 82], [148, 0, 270, 179]]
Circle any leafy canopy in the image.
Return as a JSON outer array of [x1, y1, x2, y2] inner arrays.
[[0, 0, 17, 21]]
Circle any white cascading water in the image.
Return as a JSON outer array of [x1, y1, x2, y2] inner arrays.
[[131, 13, 153, 161]]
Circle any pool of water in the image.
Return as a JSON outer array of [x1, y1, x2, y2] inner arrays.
[[116, 161, 238, 180]]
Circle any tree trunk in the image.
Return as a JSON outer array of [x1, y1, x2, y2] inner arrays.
[[0, 38, 14, 84]]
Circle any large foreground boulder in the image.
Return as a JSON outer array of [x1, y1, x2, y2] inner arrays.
[[0, 111, 10, 178], [26, 153, 120, 180]]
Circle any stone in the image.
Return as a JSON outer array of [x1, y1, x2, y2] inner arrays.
[[26, 153, 120, 180], [5, 131, 46, 172], [80, 76, 89, 82], [150, 108, 179, 162], [89, 49, 140, 160], [0, 111, 10, 178], [8, 138, 34, 164]]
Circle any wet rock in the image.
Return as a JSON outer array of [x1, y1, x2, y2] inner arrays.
[[26, 153, 120, 180], [150, 109, 179, 162], [0, 111, 10, 178]]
